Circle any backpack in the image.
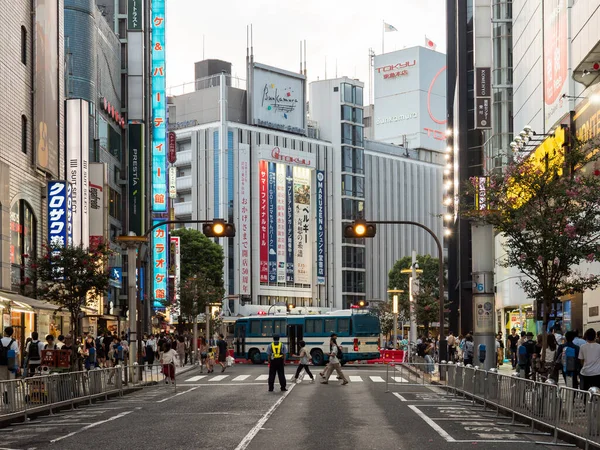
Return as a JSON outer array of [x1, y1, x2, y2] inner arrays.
[[464, 341, 474, 359], [28, 341, 40, 361], [518, 345, 529, 366], [336, 345, 343, 361], [562, 346, 576, 374], [117, 344, 124, 360], [0, 339, 15, 368], [417, 343, 427, 357]]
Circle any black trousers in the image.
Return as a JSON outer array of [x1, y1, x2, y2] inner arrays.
[[294, 364, 314, 380], [268, 358, 286, 390]]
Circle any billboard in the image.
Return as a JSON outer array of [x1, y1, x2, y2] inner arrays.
[[316, 170, 326, 285], [251, 63, 306, 135], [238, 144, 251, 295], [293, 167, 311, 285], [169, 236, 180, 302], [66, 99, 90, 247], [128, 123, 145, 235], [259, 160, 269, 283], [276, 164, 286, 282], [47, 181, 72, 248], [34, 0, 59, 176], [89, 163, 106, 248], [285, 166, 294, 283], [151, 0, 167, 212], [152, 219, 168, 308], [373, 47, 446, 151], [127, 0, 142, 30], [267, 162, 277, 283], [543, 0, 569, 131]]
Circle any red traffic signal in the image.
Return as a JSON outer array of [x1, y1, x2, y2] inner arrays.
[[203, 219, 236, 237], [343, 220, 376, 238]]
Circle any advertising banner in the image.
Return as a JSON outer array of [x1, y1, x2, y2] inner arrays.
[[47, 181, 72, 248], [151, 0, 167, 212], [543, 0, 569, 131], [128, 123, 144, 235], [276, 164, 286, 283], [152, 219, 168, 308], [34, 0, 59, 176], [89, 163, 106, 248], [474, 295, 495, 334], [268, 162, 277, 283], [66, 98, 89, 247], [238, 145, 251, 295], [259, 160, 268, 283], [316, 170, 326, 285], [285, 165, 294, 283], [127, 0, 142, 30], [169, 236, 180, 303], [474, 67, 492, 129], [293, 167, 311, 285], [168, 165, 177, 199]]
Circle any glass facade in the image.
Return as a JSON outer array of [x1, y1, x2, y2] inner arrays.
[[340, 82, 366, 309]]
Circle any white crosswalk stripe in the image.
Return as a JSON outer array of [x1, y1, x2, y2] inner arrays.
[[255, 374, 269, 381], [186, 375, 207, 382], [349, 376, 363, 382], [392, 376, 407, 383], [209, 375, 229, 381], [369, 376, 385, 383], [232, 375, 250, 381]]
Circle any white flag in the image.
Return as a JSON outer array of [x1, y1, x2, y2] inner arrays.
[[384, 22, 398, 32], [425, 36, 437, 50]]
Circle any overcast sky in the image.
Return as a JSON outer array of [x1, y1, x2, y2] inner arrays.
[[166, 0, 446, 97]]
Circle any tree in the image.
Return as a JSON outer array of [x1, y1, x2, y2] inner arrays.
[[371, 301, 394, 340], [30, 244, 110, 367], [388, 254, 445, 336], [463, 135, 600, 358]]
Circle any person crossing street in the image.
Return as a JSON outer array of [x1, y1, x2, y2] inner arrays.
[[321, 333, 349, 385], [267, 334, 287, 392]]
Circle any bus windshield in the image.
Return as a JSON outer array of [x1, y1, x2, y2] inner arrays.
[[352, 314, 380, 336]]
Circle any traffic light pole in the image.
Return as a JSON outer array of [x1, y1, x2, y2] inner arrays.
[[368, 220, 447, 365]]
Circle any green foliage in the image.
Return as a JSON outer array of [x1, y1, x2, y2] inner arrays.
[[371, 301, 394, 337]]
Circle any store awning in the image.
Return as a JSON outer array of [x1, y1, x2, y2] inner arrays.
[[0, 290, 61, 313]]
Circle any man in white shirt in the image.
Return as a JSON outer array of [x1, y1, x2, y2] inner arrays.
[[27, 331, 45, 375], [0, 327, 19, 381]]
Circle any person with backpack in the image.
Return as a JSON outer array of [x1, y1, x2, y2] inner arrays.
[[518, 332, 537, 378], [463, 335, 475, 366], [320, 333, 349, 386], [27, 332, 45, 375], [0, 327, 19, 381]]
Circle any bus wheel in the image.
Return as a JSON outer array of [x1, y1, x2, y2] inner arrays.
[[249, 349, 262, 365], [311, 349, 325, 366]]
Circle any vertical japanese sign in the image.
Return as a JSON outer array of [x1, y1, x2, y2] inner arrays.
[[276, 164, 286, 283], [316, 170, 326, 285], [151, 0, 167, 212], [89, 163, 106, 248], [259, 160, 268, 283], [169, 236, 180, 303], [66, 98, 89, 247], [128, 123, 144, 235], [127, 0, 142, 30], [293, 167, 311, 285], [268, 162, 277, 283], [238, 145, 251, 295], [47, 181, 72, 248], [285, 165, 294, 283], [152, 219, 168, 308]]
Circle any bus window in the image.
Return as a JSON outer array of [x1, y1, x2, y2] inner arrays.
[[250, 320, 260, 336], [338, 318, 350, 335], [306, 319, 323, 334], [262, 320, 273, 336], [274, 319, 286, 336], [325, 319, 336, 334]]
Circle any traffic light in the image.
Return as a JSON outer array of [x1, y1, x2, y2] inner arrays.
[[203, 219, 236, 237], [343, 220, 376, 238]]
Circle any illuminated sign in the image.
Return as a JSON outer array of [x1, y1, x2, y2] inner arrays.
[[151, 0, 167, 212], [47, 181, 72, 248], [316, 171, 326, 285], [152, 220, 168, 307]]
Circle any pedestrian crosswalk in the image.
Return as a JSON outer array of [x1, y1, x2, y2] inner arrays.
[[181, 373, 408, 384]]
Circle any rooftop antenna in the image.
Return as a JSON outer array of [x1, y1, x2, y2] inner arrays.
[[303, 40, 307, 78]]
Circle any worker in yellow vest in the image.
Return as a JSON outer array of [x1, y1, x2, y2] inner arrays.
[[267, 334, 287, 392]]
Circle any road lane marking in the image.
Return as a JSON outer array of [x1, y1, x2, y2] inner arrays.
[[232, 375, 250, 381], [50, 410, 134, 443], [369, 376, 385, 382], [209, 375, 229, 382], [256, 375, 269, 381], [186, 375, 207, 382], [349, 376, 363, 382], [156, 386, 200, 403], [234, 384, 296, 450], [392, 377, 407, 383], [408, 405, 456, 442], [393, 393, 407, 402]]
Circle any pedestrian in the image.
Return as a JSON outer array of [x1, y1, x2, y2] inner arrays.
[[160, 342, 177, 384], [553, 331, 580, 386], [0, 327, 19, 405], [267, 334, 287, 392], [495, 334, 504, 367], [27, 332, 45, 375], [176, 336, 186, 367], [518, 332, 536, 379], [292, 340, 314, 383], [462, 335, 474, 366], [320, 333, 349, 385], [56, 335, 65, 350], [506, 328, 519, 369], [216, 333, 228, 373], [145, 334, 157, 368], [198, 337, 208, 372], [206, 345, 215, 373], [538, 333, 557, 381], [44, 334, 57, 350], [424, 339, 435, 373], [447, 331, 457, 363], [579, 328, 600, 390]]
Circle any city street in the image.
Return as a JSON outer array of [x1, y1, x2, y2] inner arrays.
[[0, 364, 575, 450]]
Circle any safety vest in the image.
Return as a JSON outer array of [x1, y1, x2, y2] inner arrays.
[[271, 342, 283, 359]]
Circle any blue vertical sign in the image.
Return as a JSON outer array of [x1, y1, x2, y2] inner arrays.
[[285, 165, 294, 282], [152, 219, 168, 308], [316, 170, 326, 284], [268, 162, 277, 283], [151, 0, 167, 212], [47, 181, 72, 248]]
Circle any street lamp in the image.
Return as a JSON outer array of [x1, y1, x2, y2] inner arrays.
[[387, 289, 404, 349], [400, 264, 423, 346]]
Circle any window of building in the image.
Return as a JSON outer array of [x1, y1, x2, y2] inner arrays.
[[354, 108, 363, 124], [341, 105, 353, 122], [342, 146, 353, 172], [343, 270, 366, 293], [341, 123, 353, 145], [109, 188, 121, 220], [10, 200, 36, 294], [343, 83, 353, 103], [354, 176, 364, 197], [109, 124, 122, 161], [342, 199, 364, 220], [341, 174, 353, 196], [355, 86, 364, 106], [354, 148, 364, 174], [353, 126, 364, 147], [342, 246, 365, 269], [21, 26, 27, 65], [21, 115, 27, 154]]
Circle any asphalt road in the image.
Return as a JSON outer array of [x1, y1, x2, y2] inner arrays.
[[0, 363, 583, 450]]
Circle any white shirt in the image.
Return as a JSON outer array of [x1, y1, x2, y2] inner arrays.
[[161, 349, 177, 365], [329, 344, 340, 364], [147, 338, 157, 352], [0, 336, 19, 356], [544, 348, 556, 363], [579, 342, 600, 376]]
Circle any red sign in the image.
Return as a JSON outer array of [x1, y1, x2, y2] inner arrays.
[[271, 146, 311, 167], [168, 132, 177, 164], [259, 160, 269, 283], [375, 60, 416, 73]]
